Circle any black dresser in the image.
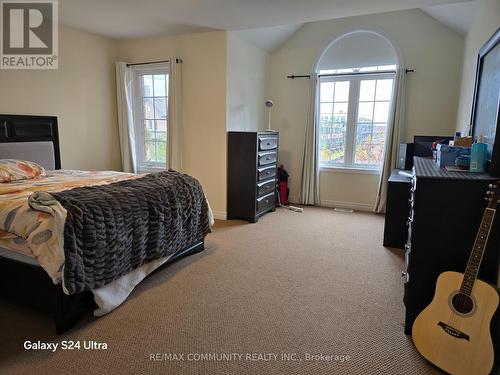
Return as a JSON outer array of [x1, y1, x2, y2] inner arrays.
[[227, 131, 278, 223], [403, 158, 500, 339]]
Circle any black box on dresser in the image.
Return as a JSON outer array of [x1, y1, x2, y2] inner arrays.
[[227, 131, 278, 223]]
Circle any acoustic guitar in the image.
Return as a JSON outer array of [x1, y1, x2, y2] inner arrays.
[[412, 181, 500, 375]]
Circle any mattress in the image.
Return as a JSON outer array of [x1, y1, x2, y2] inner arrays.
[[0, 169, 140, 282], [0, 169, 214, 315], [0, 245, 38, 266]]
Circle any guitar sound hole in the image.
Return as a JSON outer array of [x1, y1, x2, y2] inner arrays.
[[451, 293, 474, 314]]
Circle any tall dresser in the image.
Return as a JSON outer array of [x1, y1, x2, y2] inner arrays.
[[227, 131, 278, 223], [403, 158, 500, 343]]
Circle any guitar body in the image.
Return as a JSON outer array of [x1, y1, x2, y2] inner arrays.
[[412, 271, 499, 375]]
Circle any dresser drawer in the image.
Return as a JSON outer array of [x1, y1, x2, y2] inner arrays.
[[256, 192, 275, 212], [257, 165, 276, 181], [257, 179, 275, 197], [258, 136, 278, 151], [258, 151, 277, 166]]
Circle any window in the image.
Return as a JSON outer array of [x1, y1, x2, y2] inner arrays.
[[320, 64, 396, 75], [319, 71, 394, 170], [132, 65, 169, 171]]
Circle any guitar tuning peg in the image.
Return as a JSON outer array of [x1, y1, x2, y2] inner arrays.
[[489, 184, 493, 188]]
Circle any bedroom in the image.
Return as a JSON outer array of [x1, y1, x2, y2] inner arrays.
[[0, 0, 499, 374]]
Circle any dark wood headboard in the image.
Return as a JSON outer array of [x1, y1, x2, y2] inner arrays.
[[0, 114, 60, 169]]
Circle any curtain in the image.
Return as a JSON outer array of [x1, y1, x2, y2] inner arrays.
[[115, 62, 137, 173], [168, 58, 183, 171], [374, 67, 407, 213], [299, 73, 320, 205]]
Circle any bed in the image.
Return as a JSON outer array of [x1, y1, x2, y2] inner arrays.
[[0, 114, 212, 333]]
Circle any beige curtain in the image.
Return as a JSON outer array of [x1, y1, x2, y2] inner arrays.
[[299, 73, 320, 205], [168, 58, 183, 171], [374, 68, 407, 213], [115, 62, 137, 173]]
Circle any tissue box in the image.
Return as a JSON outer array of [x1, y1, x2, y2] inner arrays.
[[436, 144, 471, 167]]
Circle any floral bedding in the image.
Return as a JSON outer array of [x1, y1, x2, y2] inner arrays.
[[0, 170, 139, 283]]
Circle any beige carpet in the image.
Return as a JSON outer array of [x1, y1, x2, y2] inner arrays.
[[0, 207, 439, 375]]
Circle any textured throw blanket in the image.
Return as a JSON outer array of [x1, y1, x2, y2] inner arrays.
[[46, 170, 210, 294]]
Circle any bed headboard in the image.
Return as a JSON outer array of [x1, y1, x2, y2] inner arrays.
[[0, 114, 61, 170]]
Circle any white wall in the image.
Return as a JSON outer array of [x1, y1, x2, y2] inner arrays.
[[268, 9, 464, 208], [0, 25, 121, 171], [117, 31, 228, 218], [0, 26, 230, 218], [227, 33, 270, 131], [456, 0, 500, 135]]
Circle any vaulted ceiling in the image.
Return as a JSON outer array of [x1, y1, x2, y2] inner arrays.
[[422, 1, 478, 34], [234, 1, 478, 52], [59, 0, 475, 40]]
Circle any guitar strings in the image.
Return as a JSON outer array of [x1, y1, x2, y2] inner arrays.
[[448, 207, 496, 331]]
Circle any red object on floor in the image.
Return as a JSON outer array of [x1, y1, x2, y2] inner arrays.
[[279, 181, 288, 205], [277, 165, 289, 205]]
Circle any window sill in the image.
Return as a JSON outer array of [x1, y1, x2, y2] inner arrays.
[[320, 165, 381, 175], [138, 165, 167, 174]]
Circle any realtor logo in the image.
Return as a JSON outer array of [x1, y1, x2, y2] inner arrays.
[[1, 0, 58, 69]]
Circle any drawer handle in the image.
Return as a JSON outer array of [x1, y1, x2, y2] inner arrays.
[[266, 142, 271, 146]]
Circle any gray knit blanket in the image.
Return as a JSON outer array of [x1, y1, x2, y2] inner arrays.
[[51, 170, 210, 294]]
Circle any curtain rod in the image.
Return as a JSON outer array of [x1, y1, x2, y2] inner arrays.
[[287, 68, 414, 79], [126, 58, 183, 67]]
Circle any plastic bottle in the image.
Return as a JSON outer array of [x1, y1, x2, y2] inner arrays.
[[470, 135, 488, 172]]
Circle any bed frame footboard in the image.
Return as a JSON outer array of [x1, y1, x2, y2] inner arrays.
[[0, 240, 205, 334]]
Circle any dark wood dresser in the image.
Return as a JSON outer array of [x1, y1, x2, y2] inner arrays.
[[403, 158, 500, 348], [227, 131, 278, 223]]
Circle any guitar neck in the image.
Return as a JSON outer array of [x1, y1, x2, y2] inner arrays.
[[459, 207, 496, 296]]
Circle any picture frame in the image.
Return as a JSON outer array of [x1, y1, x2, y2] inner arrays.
[[470, 27, 500, 175]]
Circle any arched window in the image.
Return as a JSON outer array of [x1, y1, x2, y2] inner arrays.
[[317, 31, 398, 169]]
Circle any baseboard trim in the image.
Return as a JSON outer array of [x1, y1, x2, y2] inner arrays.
[[213, 211, 227, 220], [319, 199, 374, 212]]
